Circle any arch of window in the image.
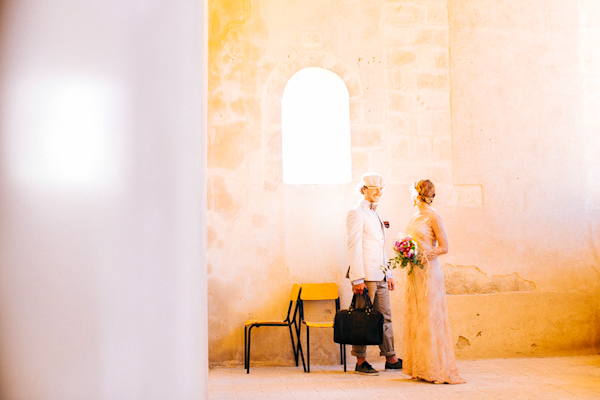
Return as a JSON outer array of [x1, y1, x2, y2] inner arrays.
[[281, 67, 352, 185]]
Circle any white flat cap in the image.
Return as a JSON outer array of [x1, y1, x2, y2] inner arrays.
[[361, 172, 384, 189]]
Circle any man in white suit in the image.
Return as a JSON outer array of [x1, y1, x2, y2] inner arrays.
[[346, 172, 402, 375]]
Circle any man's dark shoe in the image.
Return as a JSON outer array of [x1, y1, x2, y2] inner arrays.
[[385, 359, 403, 370], [355, 361, 379, 375]]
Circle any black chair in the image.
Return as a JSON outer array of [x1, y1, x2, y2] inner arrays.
[[244, 284, 304, 373]]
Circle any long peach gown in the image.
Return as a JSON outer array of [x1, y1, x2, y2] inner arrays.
[[402, 210, 465, 384]]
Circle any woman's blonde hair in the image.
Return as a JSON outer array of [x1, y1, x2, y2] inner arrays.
[[414, 179, 435, 204]]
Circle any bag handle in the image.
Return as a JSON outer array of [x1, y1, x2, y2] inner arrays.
[[349, 287, 374, 313]]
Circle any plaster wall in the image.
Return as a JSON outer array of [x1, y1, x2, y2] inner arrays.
[[208, 0, 600, 367]]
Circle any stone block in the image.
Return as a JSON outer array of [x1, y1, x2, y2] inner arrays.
[[389, 91, 417, 112], [416, 110, 452, 138], [383, 3, 427, 27], [364, 102, 385, 125], [427, 2, 449, 26], [345, 77, 362, 98], [414, 27, 448, 47], [266, 97, 282, 124], [390, 136, 432, 160], [415, 47, 449, 70], [411, 136, 433, 160], [427, 163, 453, 183], [349, 100, 364, 124], [390, 136, 433, 163], [383, 27, 413, 47], [330, 59, 354, 82], [265, 72, 287, 97], [351, 126, 385, 148], [388, 112, 411, 135], [274, 61, 297, 81], [368, 149, 391, 177], [435, 50, 449, 69], [390, 135, 413, 160], [386, 159, 416, 183], [351, 151, 369, 180], [301, 31, 323, 48], [442, 265, 536, 295], [387, 68, 416, 90], [386, 48, 416, 67], [388, 68, 404, 90], [389, 160, 452, 183], [263, 155, 282, 188], [296, 53, 327, 70], [445, 184, 483, 207], [417, 92, 450, 112], [417, 71, 449, 90], [265, 128, 282, 156], [433, 137, 452, 161]]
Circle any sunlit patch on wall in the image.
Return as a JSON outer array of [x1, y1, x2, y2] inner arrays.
[[5, 76, 126, 192], [281, 67, 352, 185]]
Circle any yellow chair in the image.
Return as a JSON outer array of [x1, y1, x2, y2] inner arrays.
[[244, 284, 304, 373], [298, 283, 346, 372]]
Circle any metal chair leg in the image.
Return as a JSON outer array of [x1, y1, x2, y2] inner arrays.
[[297, 341, 306, 372], [295, 322, 306, 372], [306, 326, 310, 373], [244, 325, 248, 371], [288, 325, 298, 366], [246, 326, 254, 374]]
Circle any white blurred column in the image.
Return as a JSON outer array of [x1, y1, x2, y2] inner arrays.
[[0, 1, 208, 399], [580, 0, 600, 211]]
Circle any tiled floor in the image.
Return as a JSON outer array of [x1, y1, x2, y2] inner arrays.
[[209, 355, 600, 399]]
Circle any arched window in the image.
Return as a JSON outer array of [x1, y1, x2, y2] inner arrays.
[[281, 67, 352, 184]]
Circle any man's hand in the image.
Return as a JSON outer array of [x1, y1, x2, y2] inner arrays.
[[352, 282, 367, 295], [388, 277, 395, 291]]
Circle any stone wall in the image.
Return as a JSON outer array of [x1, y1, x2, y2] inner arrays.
[[208, 0, 600, 367]]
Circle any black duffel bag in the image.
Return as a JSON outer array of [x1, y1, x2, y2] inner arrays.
[[333, 288, 383, 345]]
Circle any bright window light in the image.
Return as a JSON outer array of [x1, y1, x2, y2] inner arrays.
[[281, 67, 352, 184]]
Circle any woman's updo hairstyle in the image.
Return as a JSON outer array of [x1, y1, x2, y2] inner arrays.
[[414, 179, 435, 204]]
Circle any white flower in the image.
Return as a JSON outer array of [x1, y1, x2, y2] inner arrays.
[[410, 184, 419, 200]]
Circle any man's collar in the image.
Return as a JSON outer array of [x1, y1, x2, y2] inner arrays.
[[360, 199, 378, 210]]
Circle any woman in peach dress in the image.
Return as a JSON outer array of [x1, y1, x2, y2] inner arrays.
[[402, 180, 465, 384]]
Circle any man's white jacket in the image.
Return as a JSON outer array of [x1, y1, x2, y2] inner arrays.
[[346, 200, 389, 283]]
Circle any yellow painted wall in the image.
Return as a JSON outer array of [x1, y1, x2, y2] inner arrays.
[[208, 0, 600, 366]]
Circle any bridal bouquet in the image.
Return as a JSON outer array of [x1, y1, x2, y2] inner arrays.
[[383, 233, 424, 275]]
